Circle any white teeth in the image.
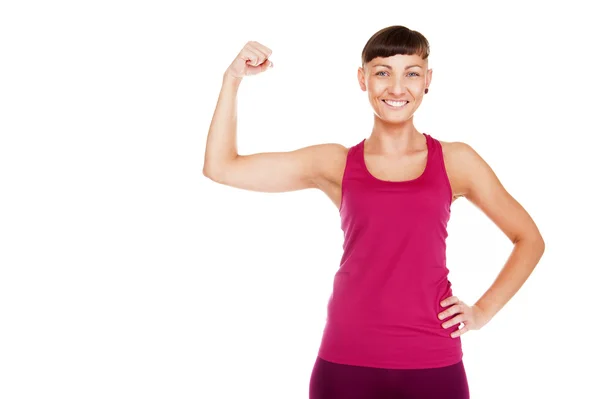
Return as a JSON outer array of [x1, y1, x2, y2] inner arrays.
[[384, 100, 407, 107]]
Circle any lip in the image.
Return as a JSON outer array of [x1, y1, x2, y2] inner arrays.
[[382, 99, 409, 109]]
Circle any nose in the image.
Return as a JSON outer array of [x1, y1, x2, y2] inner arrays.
[[387, 79, 408, 96]]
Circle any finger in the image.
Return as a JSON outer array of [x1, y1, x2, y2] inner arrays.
[[248, 41, 272, 59], [442, 315, 465, 329], [240, 47, 263, 66], [451, 324, 468, 338], [257, 42, 273, 57], [440, 296, 458, 307], [438, 304, 462, 320], [249, 53, 270, 68], [258, 57, 273, 70], [245, 42, 270, 65]]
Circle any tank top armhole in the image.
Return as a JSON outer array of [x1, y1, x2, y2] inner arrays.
[[338, 145, 355, 213]]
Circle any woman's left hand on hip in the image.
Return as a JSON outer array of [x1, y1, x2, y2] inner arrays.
[[438, 296, 488, 338]]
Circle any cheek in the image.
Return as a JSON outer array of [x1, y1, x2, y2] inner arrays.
[[372, 80, 386, 90], [412, 80, 426, 90], [367, 84, 385, 98]]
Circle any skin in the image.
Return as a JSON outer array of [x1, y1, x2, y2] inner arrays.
[[205, 43, 546, 338]]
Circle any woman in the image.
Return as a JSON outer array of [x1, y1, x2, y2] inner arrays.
[[204, 25, 545, 399]]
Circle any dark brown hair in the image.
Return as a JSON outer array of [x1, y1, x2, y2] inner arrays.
[[361, 25, 430, 67]]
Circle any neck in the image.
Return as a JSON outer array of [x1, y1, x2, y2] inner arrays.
[[367, 117, 424, 155]]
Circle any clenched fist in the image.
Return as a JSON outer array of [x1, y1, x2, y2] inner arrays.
[[224, 41, 273, 80]]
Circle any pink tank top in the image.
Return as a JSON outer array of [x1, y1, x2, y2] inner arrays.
[[317, 132, 463, 369]]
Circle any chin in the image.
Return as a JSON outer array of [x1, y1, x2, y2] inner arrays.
[[375, 115, 409, 124]]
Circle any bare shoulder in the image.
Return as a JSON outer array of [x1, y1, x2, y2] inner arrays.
[[438, 139, 489, 199], [439, 139, 477, 164], [312, 142, 349, 188]]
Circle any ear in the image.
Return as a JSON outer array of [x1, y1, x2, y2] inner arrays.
[[426, 68, 433, 90], [357, 67, 367, 91]]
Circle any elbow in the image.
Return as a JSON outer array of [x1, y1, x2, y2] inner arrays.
[[203, 156, 237, 183], [513, 233, 545, 253], [202, 165, 213, 178], [203, 164, 228, 184], [203, 166, 220, 182], [532, 231, 545, 254], [538, 236, 546, 254], [202, 157, 219, 179]]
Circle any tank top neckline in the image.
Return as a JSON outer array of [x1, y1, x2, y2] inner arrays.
[[359, 132, 432, 185]]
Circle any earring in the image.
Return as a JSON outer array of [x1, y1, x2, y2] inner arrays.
[[425, 88, 429, 94]]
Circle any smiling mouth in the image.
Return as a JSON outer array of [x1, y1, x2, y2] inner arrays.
[[382, 99, 409, 108]]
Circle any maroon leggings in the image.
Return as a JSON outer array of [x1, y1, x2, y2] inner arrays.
[[309, 356, 469, 399]]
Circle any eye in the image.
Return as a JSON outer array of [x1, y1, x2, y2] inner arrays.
[[376, 71, 420, 77]]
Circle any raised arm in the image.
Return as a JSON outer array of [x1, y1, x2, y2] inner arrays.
[[205, 141, 343, 193], [203, 41, 343, 193]]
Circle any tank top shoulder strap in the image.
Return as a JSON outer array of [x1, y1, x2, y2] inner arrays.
[[424, 133, 443, 176], [341, 140, 366, 181], [424, 133, 453, 200]]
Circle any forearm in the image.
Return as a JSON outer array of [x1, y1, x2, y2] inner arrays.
[[203, 74, 243, 177], [474, 237, 545, 326]]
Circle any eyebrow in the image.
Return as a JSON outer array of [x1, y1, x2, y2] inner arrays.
[[373, 64, 423, 70]]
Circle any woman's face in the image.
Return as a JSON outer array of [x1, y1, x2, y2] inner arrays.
[[358, 54, 431, 122]]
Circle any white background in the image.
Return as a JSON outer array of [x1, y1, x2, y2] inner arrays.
[[1, 1, 598, 398]]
